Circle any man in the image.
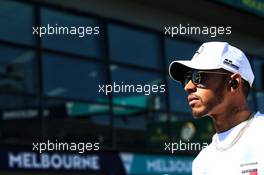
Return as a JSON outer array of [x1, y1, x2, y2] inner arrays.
[[169, 42, 264, 175]]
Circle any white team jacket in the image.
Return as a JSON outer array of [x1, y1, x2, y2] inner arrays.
[[192, 112, 264, 175]]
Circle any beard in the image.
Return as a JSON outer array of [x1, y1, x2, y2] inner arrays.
[[192, 85, 225, 118]]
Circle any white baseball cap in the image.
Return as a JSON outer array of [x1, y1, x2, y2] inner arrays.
[[169, 42, 254, 87]]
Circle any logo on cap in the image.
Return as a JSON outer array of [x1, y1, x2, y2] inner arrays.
[[223, 59, 239, 70], [193, 46, 204, 58]]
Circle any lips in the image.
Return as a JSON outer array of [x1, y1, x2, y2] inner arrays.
[[188, 95, 200, 106]]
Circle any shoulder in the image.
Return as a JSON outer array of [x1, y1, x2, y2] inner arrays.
[[253, 112, 264, 120], [192, 140, 214, 167], [251, 112, 264, 128], [246, 112, 264, 144], [192, 142, 214, 175]]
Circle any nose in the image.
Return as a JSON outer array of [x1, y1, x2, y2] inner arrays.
[[184, 80, 197, 93]]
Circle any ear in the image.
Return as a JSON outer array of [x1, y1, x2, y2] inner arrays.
[[229, 73, 242, 91]]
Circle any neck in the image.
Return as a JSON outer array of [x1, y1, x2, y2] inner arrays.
[[210, 105, 251, 133]]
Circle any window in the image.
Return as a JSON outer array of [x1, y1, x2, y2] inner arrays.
[[168, 78, 191, 113], [251, 58, 264, 112], [145, 112, 170, 150], [256, 91, 264, 113], [165, 38, 200, 67], [111, 65, 165, 110], [108, 24, 162, 69], [0, 0, 35, 45], [247, 92, 256, 112], [42, 53, 108, 102], [252, 58, 264, 90], [0, 95, 41, 145], [114, 109, 152, 150], [0, 45, 38, 94], [114, 111, 170, 151], [169, 116, 214, 154], [41, 8, 103, 58], [43, 99, 112, 148]]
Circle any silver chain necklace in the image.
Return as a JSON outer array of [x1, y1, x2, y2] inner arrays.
[[214, 112, 255, 151]]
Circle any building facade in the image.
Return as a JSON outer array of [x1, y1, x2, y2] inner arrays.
[[0, 0, 263, 174]]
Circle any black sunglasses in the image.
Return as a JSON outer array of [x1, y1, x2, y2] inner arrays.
[[182, 70, 230, 88]]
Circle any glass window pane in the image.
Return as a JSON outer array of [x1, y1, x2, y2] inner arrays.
[[42, 53, 108, 102], [111, 65, 165, 110], [247, 91, 256, 111], [108, 24, 162, 69], [114, 110, 168, 151], [0, 95, 41, 145], [114, 113, 146, 150], [251, 58, 264, 90], [256, 91, 264, 113], [114, 111, 170, 151], [0, 45, 38, 94], [0, 0, 34, 45], [165, 38, 200, 67], [169, 78, 191, 113], [114, 112, 146, 130], [41, 8, 102, 58], [169, 116, 214, 154], [44, 100, 111, 148], [146, 113, 170, 150]]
